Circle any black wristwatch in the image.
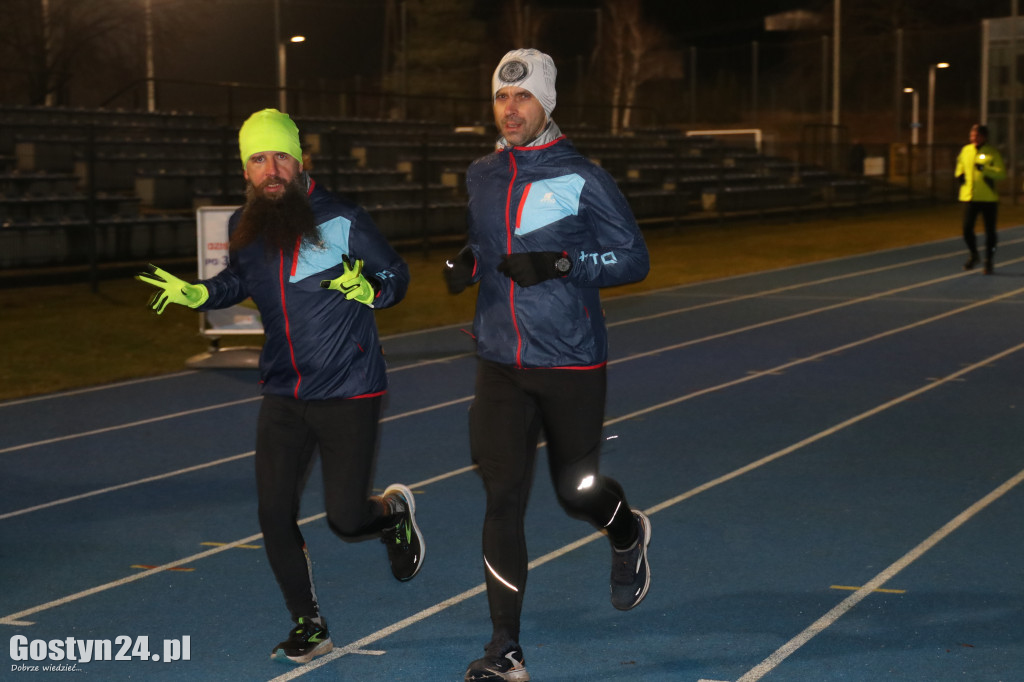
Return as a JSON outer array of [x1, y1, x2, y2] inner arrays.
[[554, 256, 572, 275]]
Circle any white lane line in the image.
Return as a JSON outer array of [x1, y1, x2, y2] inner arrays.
[[0, 397, 259, 456], [0, 452, 254, 521], [0, 533, 266, 626], [4, 261, 1024, 629], [606, 234, 1024, 306], [605, 284, 1024, 424], [0, 395, 477, 520], [640, 341, 1024, 519], [0, 371, 199, 408], [607, 245, 978, 328], [607, 257, 1024, 366], [4, 337, 1021, 633], [0, 456, 480, 626], [3, 236, 1019, 413], [734, 466, 1024, 682], [7, 254, 1022, 459], [265, 340, 1024, 680], [0, 356, 475, 457], [5, 282, 1023, 521]]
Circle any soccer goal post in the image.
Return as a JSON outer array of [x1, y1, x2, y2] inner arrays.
[[685, 128, 763, 154]]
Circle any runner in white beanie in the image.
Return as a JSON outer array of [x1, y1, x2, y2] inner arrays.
[[492, 48, 557, 117], [451, 44, 652, 682]]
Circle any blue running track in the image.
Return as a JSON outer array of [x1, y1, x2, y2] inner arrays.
[[2, 229, 1023, 681]]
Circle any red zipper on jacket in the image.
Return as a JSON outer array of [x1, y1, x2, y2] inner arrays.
[[505, 151, 524, 367], [281, 244, 302, 398], [279, 178, 318, 398]]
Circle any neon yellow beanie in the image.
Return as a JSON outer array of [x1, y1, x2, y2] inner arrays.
[[238, 109, 303, 168]]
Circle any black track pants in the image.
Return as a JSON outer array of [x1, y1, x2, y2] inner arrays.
[[962, 201, 998, 257], [468, 360, 635, 644], [255, 393, 389, 622]]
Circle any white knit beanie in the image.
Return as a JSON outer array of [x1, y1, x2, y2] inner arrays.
[[492, 49, 557, 116]]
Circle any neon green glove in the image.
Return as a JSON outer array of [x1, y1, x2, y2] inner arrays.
[[319, 255, 376, 307], [135, 264, 209, 315]]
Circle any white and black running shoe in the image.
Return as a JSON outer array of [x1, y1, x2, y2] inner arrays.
[[380, 483, 425, 581], [464, 640, 530, 682], [610, 509, 651, 610]]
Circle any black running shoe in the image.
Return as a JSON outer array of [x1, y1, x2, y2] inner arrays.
[[380, 483, 425, 581], [464, 640, 530, 681], [270, 617, 332, 664], [610, 509, 651, 611]]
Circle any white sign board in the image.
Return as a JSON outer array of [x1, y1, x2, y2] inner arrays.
[[863, 156, 885, 177], [195, 206, 263, 337]]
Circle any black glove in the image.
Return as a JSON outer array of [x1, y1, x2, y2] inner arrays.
[[443, 246, 476, 294], [497, 251, 567, 287]]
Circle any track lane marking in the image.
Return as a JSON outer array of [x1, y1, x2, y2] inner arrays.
[[606, 244, 992, 328], [0, 452, 255, 521], [4, 234, 1021, 414], [0, 371, 198, 407], [734, 466, 1024, 682], [5, 247, 1024, 637], [5, 253, 1023, 459], [0, 397, 259, 455], [266, 340, 1024, 680], [6, 335, 1022, 672], [4, 282, 1024, 521]]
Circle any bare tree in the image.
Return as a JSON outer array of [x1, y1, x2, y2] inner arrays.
[[0, 0, 205, 107], [382, 0, 487, 118], [0, 0, 128, 105], [602, 0, 678, 132], [500, 0, 542, 48]]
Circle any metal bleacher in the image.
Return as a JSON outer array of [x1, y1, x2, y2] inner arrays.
[[0, 105, 901, 274]]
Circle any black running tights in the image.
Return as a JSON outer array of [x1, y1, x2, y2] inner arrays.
[[468, 360, 637, 644], [255, 393, 390, 622], [962, 201, 998, 257]]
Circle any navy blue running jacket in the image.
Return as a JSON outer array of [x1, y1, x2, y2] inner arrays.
[[464, 134, 649, 368], [198, 178, 409, 400]]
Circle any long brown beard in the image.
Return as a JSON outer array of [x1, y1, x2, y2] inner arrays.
[[230, 176, 320, 255]]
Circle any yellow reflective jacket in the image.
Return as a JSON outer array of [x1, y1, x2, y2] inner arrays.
[[955, 143, 1005, 202]]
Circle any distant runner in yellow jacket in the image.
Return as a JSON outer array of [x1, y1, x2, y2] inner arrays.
[[955, 124, 1006, 274]]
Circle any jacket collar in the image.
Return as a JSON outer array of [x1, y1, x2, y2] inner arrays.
[[497, 120, 564, 151]]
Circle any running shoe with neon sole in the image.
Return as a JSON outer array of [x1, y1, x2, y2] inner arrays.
[[380, 483, 425, 581], [610, 509, 651, 610], [464, 640, 530, 682], [270, 617, 332, 664]]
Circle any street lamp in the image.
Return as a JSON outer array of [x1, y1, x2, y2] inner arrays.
[[277, 35, 305, 112], [273, 0, 305, 112], [926, 61, 949, 188], [903, 87, 919, 146]]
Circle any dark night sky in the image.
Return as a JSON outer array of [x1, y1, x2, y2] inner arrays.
[[161, 0, 808, 89], [153, 0, 1013, 96]]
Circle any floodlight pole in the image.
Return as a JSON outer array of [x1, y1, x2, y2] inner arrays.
[[926, 62, 949, 190], [145, 0, 155, 112], [904, 88, 919, 146], [41, 0, 55, 105], [275, 0, 286, 111], [831, 0, 841, 172], [926, 65, 936, 164], [832, 0, 840, 127], [1011, 0, 1018, 204]]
